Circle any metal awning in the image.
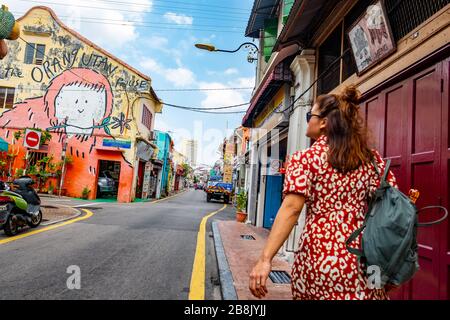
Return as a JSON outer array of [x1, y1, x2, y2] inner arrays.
[[273, 0, 339, 51], [242, 57, 294, 128], [245, 0, 280, 38]]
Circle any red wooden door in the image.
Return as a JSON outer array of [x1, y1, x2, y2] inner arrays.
[[440, 57, 449, 300], [406, 63, 443, 300], [362, 59, 448, 300]]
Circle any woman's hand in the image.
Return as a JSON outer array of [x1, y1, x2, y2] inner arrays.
[[249, 258, 272, 299], [248, 194, 305, 299]]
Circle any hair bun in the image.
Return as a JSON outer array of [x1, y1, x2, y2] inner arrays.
[[341, 85, 360, 104]]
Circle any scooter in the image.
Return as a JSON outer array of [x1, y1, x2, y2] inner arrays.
[[0, 176, 42, 236]]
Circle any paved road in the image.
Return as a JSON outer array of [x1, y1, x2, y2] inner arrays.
[[0, 189, 235, 299]]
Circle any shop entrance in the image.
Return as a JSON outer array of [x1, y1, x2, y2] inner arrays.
[[96, 160, 121, 200]]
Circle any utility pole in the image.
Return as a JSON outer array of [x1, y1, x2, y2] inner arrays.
[[58, 135, 68, 198]]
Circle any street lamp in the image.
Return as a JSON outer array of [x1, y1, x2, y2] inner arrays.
[[195, 42, 259, 63]]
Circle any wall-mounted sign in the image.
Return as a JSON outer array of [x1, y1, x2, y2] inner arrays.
[[102, 139, 131, 149], [142, 162, 152, 199], [223, 165, 233, 183], [269, 159, 282, 176], [136, 141, 154, 161], [23, 129, 41, 150], [347, 0, 396, 75]]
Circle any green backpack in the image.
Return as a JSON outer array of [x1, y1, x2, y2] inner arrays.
[[346, 159, 448, 287]]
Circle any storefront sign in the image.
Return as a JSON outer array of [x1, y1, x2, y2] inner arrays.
[[223, 165, 233, 183], [102, 139, 131, 149], [269, 159, 282, 176], [347, 0, 396, 75], [142, 162, 152, 199], [136, 141, 154, 161]]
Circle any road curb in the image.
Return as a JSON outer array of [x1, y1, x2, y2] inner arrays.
[[212, 221, 238, 300], [40, 206, 83, 226]]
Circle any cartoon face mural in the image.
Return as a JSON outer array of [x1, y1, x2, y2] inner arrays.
[[55, 84, 106, 135], [44, 68, 113, 137]]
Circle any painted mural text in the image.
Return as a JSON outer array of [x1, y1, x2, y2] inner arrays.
[[0, 67, 24, 80], [29, 49, 149, 92]]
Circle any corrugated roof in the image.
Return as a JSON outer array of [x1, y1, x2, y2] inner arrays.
[[245, 0, 280, 38]]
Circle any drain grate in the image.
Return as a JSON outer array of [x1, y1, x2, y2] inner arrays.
[[269, 271, 291, 284], [240, 234, 255, 240]]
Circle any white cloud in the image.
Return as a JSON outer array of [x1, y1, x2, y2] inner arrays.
[[165, 68, 196, 87], [163, 12, 194, 25], [139, 58, 195, 88], [224, 68, 239, 76], [139, 58, 163, 74], [144, 35, 169, 48], [199, 82, 248, 112], [7, 0, 153, 49], [235, 77, 255, 88]]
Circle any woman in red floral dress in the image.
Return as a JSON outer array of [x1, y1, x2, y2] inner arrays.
[[249, 85, 397, 300]]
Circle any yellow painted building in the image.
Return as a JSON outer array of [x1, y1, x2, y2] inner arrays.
[[0, 6, 163, 202]]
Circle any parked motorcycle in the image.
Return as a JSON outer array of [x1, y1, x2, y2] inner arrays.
[[0, 176, 42, 236]]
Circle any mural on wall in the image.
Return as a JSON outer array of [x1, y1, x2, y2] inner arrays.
[[1, 68, 112, 141], [0, 7, 157, 200]]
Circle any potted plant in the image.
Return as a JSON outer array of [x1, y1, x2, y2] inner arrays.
[[48, 183, 55, 195], [81, 187, 90, 200], [236, 190, 248, 223]]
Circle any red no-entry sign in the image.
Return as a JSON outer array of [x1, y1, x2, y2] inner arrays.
[[24, 129, 41, 150]]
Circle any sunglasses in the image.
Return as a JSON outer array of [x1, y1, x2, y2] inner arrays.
[[306, 111, 322, 123]]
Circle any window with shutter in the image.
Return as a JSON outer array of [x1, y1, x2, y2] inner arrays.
[[0, 87, 15, 109], [24, 43, 35, 64], [35, 44, 46, 65], [263, 18, 278, 63], [24, 43, 46, 65]]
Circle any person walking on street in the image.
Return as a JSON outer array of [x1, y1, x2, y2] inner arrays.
[[249, 85, 397, 300]]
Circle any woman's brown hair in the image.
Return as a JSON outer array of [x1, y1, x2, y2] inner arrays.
[[315, 85, 373, 173]]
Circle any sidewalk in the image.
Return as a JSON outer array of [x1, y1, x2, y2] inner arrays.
[[212, 220, 293, 300], [40, 199, 81, 226]]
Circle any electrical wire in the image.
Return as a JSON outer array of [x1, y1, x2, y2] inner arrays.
[[273, 48, 351, 114], [13, 11, 245, 29], [11, 86, 253, 92], [16, 34, 251, 115], [18, 0, 250, 20], [88, 0, 250, 14], [90, 0, 250, 13]]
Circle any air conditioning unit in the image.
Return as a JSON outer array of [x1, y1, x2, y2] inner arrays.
[[148, 131, 156, 141], [35, 58, 43, 65]]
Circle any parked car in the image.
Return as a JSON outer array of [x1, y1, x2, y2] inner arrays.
[[205, 181, 233, 204], [97, 170, 117, 197], [195, 183, 204, 190]]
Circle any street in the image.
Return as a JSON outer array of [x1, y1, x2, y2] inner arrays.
[[0, 190, 235, 300]]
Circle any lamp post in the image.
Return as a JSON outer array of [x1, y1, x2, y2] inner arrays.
[[195, 42, 259, 63]]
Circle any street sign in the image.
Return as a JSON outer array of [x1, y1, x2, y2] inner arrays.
[[23, 129, 41, 149], [223, 164, 233, 183], [103, 139, 131, 149]]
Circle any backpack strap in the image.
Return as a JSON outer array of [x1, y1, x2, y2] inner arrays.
[[382, 159, 391, 183], [345, 224, 366, 257]]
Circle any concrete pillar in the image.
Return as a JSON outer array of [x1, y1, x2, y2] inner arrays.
[[283, 49, 316, 263], [246, 139, 259, 225]]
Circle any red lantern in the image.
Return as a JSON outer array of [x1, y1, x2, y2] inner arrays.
[[0, 39, 7, 59]]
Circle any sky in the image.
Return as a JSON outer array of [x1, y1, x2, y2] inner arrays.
[[6, 0, 256, 166]]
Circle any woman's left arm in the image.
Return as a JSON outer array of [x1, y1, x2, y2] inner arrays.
[[249, 193, 305, 299]]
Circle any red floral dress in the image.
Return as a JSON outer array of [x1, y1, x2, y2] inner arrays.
[[283, 135, 397, 300]]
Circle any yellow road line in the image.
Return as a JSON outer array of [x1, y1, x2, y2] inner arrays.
[[150, 190, 187, 204], [189, 204, 228, 300], [0, 209, 93, 245]]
